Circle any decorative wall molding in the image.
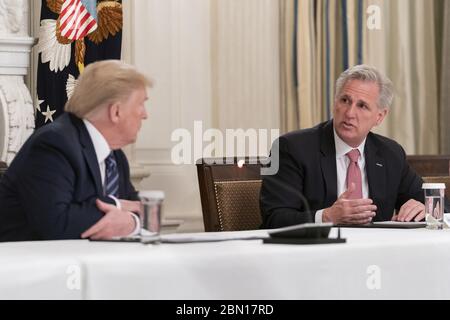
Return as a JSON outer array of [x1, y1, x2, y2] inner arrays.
[[0, 75, 34, 163], [0, 0, 34, 164], [0, 0, 28, 37], [0, 37, 35, 75]]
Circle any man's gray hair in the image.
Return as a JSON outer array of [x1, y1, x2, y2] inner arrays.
[[334, 64, 394, 109]]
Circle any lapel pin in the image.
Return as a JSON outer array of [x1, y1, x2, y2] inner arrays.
[[376, 163, 383, 167]]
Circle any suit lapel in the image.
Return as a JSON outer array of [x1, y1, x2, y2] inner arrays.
[[83, 147, 103, 196], [71, 114, 104, 195], [365, 134, 387, 220], [320, 121, 338, 205]]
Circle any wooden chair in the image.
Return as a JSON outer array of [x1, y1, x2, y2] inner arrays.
[[406, 155, 450, 200], [196, 157, 268, 232], [406, 155, 450, 177]]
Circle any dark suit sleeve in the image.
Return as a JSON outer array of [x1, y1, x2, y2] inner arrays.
[[15, 138, 109, 240], [394, 145, 424, 211], [259, 137, 314, 228]]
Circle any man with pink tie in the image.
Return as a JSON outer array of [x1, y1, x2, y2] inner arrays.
[[260, 65, 426, 228]]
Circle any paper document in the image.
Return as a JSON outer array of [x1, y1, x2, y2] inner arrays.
[[336, 221, 426, 228], [372, 221, 426, 228], [159, 230, 269, 243]]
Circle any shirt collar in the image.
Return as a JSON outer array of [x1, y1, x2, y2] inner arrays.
[[82, 119, 111, 163], [333, 127, 366, 158]]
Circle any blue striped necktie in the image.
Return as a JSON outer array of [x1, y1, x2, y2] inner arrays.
[[105, 152, 119, 198]]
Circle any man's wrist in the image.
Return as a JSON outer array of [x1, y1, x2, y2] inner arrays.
[[322, 208, 331, 223]]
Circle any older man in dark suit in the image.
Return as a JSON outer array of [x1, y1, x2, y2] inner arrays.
[[0, 60, 152, 241], [260, 65, 426, 228]]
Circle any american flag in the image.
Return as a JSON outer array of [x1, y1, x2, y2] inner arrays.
[[59, 0, 98, 40], [36, 0, 122, 128]]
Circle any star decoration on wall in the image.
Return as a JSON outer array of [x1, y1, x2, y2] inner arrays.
[[36, 99, 45, 112], [42, 105, 56, 123]]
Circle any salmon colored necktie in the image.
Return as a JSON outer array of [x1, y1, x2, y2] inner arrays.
[[346, 149, 362, 199]]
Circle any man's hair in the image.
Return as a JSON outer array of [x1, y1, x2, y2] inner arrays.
[[65, 60, 153, 118], [334, 64, 394, 109]]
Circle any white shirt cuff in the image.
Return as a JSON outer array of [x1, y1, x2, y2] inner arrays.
[[315, 209, 324, 223], [108, 195, 141, 236], [108, 195, 122, 210], [127, 212, 141, 236]]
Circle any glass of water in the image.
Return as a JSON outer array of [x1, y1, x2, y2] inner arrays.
[[422, 183, 446, 230], [138, 190, 165, 243]]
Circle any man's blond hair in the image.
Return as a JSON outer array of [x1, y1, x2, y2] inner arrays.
[[65, 60, 153, 118]]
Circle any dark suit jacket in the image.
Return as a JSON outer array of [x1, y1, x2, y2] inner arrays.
[[260, 120, 425, 228], [0, 113, 138, 241]]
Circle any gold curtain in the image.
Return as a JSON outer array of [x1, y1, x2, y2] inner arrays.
[[279, 0, 299, 132], [440, 0, 450, 153], [279, 0, 361, 133], [279, 0, 448, 154], [363, 0, 442, 154]]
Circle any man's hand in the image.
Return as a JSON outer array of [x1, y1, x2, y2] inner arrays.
[[120, 199, 142, 215], [391, 199, 425, 222], [322, 183, 377, 224], [81, 199, 136, 240]]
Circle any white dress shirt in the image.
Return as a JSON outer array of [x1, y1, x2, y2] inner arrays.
[[83, 119, 140, 235], [315, 128, 369, 223]]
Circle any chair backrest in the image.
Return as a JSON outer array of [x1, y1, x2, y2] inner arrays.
[[422, 176, 450, 199], [196, 157, 266, 232], [406, 155, 450, 177]]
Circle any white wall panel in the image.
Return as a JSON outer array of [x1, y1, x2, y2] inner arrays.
[[123, 0, 280, 230]]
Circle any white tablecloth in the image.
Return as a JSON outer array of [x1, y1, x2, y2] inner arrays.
[[1, 227, 450, 299]]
